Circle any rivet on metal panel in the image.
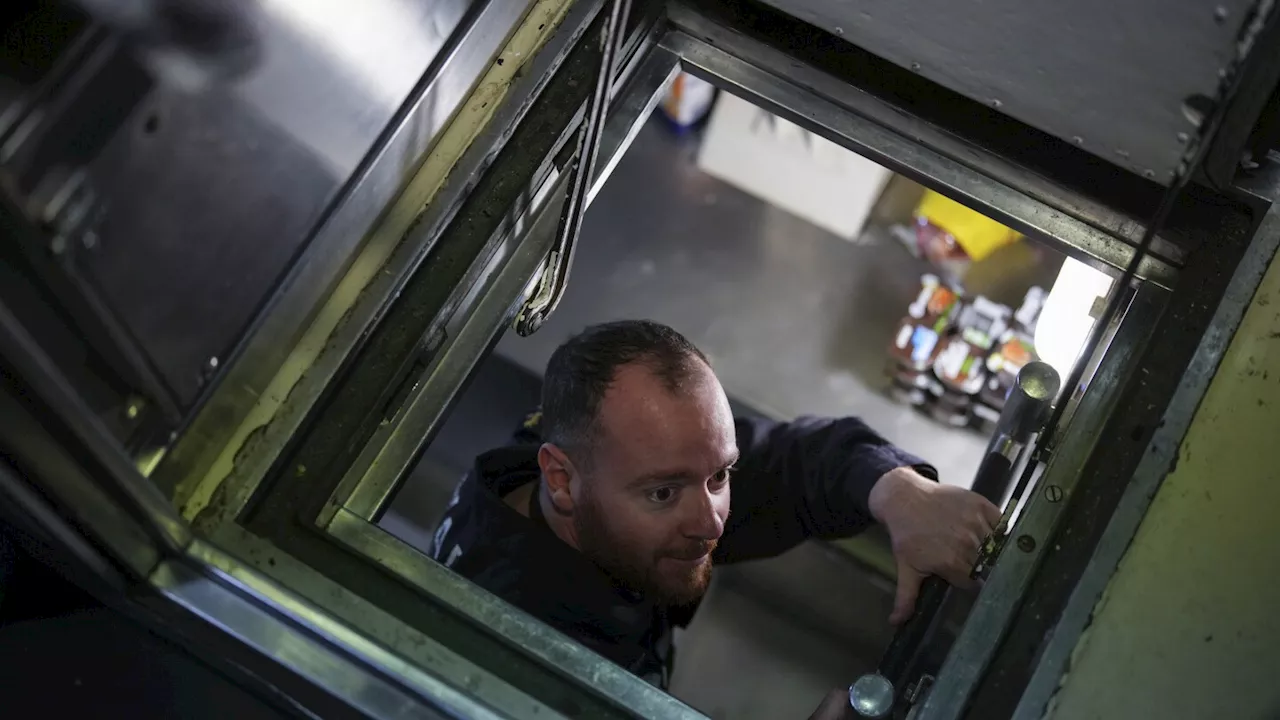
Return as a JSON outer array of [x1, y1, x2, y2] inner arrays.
[[1072, 136, 1084, 146], [1017, 535, 1037, 552], [1214, 6, 1229, 24], [199, 356, 220, 386], [910, 62, 921, 71], [125, 397, 144, 420]]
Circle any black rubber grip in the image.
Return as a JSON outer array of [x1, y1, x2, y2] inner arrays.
[[969, 452, 1015, 506], [879, 575, 950, 684]]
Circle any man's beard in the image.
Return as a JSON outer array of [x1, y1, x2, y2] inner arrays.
[[574, 492, 715, 606]]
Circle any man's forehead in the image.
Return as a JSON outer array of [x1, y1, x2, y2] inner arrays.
[[599, 361, 721, 421], [593, 361, 736, 469]]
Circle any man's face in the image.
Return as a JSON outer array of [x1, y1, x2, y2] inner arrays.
[[569, 360, 737, 606]]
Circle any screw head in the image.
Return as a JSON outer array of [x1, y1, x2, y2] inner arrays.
[[1045, 485, 1064, 503], [122, 396, 145, 421], [1017, 535, 1037, 552]]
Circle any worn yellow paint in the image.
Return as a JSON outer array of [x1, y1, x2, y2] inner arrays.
[[1045, 247, 1280, 719], [176, 0, 576, 523]]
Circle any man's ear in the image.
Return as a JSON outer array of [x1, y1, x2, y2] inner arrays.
[[537, 443, 577, 514]]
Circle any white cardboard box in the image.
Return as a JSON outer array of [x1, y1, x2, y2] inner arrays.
[[696, 92, 893, 241]]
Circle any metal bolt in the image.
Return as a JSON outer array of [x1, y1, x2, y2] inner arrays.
[[1214, 6, 1228, 23], [1017, 535, 1037, 552], [521, 312, 545, 336], [910, 62, 921, 71], [1045, 485, 1064, 503], [206, 356, 219, 370]]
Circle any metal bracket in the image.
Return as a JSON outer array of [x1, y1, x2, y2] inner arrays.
[[514, 0, 624, 336]]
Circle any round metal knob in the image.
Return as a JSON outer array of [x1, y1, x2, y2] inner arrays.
[[849, 674, 894, 718], [995, 361, 1062, 445], [1016, 360, 1061, 403]]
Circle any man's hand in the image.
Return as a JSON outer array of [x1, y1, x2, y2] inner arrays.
[[868, 467, 1001, 625]]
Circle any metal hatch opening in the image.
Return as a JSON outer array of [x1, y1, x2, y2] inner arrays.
[[344, 31, 1153, 720]]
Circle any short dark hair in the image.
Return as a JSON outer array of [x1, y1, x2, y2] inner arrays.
[[541, 320, 710, 460]]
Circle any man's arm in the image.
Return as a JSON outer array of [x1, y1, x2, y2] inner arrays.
[[714, 415, 934, 562], [716, 415, 1000, 624]]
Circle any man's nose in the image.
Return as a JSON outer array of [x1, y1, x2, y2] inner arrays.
[[680, 488, 725, 541]]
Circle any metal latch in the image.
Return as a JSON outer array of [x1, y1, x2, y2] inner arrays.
[[514, 0, 624, 336]]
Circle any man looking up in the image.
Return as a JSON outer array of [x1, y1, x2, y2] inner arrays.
[[432, 320, 999, 690]]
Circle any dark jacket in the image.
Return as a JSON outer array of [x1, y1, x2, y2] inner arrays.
[[429, 412, 935, 688]]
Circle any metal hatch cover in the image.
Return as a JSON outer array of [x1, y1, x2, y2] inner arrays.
[[84, 0, 493, 409], [755, 0, 1259, 184]]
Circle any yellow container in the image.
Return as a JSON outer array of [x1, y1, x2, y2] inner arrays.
[[916, 190, 1021, 261]]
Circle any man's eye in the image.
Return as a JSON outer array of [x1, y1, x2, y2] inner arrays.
[[647, 486, 677, 504], [710, 467, 734, 489]]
